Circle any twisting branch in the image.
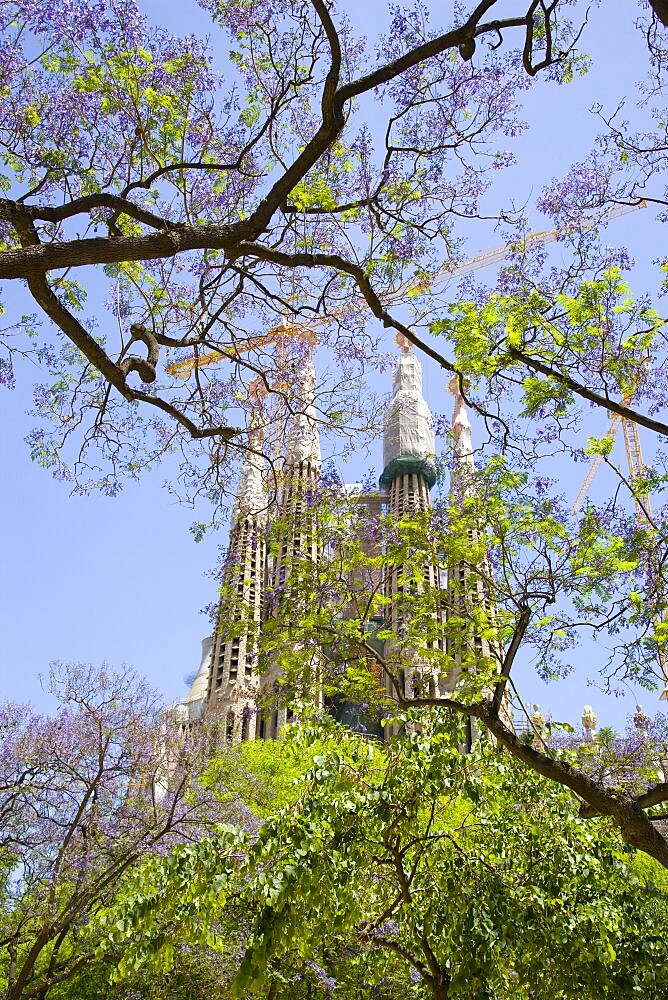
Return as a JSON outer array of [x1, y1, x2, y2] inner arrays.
[[28, 272, 238, 440], [491, 603, 531, 717], [394, 686, 668, 868], [0, 194, 176, 232]]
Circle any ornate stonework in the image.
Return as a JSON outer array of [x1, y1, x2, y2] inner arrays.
[[177, 345, 509, 743], [382, 346, 435, 481]]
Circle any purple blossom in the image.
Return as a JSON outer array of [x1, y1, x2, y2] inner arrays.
[[1, 659, 257, 998]]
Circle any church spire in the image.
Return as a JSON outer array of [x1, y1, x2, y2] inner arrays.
[[229, 384, 269, 523], [445, 376, 505, 708], [380, 336, 435, 492], [448, 375, 475, 475], [205, 403, 269, 740], [380, 337, 443, 705], [232, 408, 268, 522], [261, 351, 323, 739], [284, 354, 321, 469]]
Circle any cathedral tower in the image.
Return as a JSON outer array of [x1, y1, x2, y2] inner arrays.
[[446, 376, 502, 689], [379, 339, 445, 702], [178, 343, 506, 740], [205, 421, 268, 742], [269, 355, 322, 593], [260, 354, 323, 738]]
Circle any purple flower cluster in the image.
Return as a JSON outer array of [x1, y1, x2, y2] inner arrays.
[[551, 711, 668, 797], [307, 960, 337, 992], [1, 660, 254, 912]]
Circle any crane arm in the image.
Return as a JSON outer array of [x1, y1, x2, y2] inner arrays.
[[165, 323, 313, 379], [383, 200, 647, 304], [165, 201, 647, 379]]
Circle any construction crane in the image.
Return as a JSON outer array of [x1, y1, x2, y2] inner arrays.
[[166, 321, 315, 379], [166, 200, 647, 380], [571, 391, 668, 698], [571, 397, 651, 521], [382, 200, 647, 302]]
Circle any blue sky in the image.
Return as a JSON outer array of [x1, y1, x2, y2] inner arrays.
[[1, 0, 665, 730]]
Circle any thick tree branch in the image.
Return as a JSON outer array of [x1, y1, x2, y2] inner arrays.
[[478, 703, 668, 868], [508, 347, 668, 437], [397, 687, 668, 867], [636, 782, 668, 810], [579, 782, 668, 819], [491, 603, 530, 717], [244, 4, 548, 241], [337, 5, 525, 101], [0, 194, 175, 232], [0, 226, 240, 278]]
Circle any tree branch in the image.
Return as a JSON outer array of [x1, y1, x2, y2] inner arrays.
[[0, 194, 175, 232], [509, 347, 668, 437], [491, 603, 530, 717]]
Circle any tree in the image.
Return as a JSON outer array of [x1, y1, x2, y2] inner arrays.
[[0, 661, 254, 1000], [3, 0, 664, 498], [3, 0, 668, 894], [101, 719, 668, 998]]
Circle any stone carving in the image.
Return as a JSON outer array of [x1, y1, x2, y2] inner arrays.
[[581, 704, 597, 738], [530, 704, 547, 732], [285, 356, 322, 467]]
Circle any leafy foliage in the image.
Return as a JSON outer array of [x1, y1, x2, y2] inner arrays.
[[100, 719, 668, 998], [0, 661, 253, 1000]]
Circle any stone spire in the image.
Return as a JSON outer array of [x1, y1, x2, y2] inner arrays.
[[284, 355, 322, 469], [449, 375, 475, 474], [380, 338, 442, 705], [445, 377, 505, 714], [205, 413, 269, 741], [260, 352, 323, 740], [380, 337, 435, 490], [232, 423, 268, 521]]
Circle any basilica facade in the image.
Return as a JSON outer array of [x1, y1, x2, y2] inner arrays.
[[173, 343, 500, 741]]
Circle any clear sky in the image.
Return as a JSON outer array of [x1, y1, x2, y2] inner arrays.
[[1, 0, 665, 730]]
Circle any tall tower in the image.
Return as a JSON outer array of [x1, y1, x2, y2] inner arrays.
[[270, 355, 322, 589], [260, 354, 323, 738], [177, 346, 507, 742], [204, 422, 268, 742], [379, 338, 436, 511], [446, 376, 502, 690], [379, 339, 445, 702]]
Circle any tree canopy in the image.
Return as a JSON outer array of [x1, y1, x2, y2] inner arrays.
[[4, 2, 668, 991], [0, 661, 255, 1000], [101, 720, 668, 999], [2, 0, 668, 499]]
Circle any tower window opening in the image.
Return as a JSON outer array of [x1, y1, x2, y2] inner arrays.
[[225, 711, 235, 741]]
